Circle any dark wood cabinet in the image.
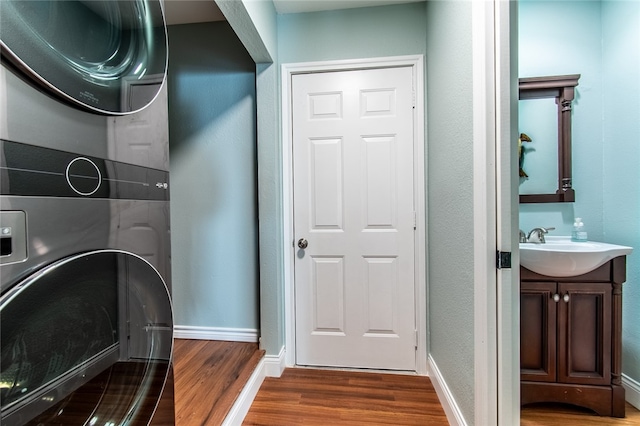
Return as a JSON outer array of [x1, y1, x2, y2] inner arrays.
[[520, 256, 627, 417], [521, 281, 557, 383]]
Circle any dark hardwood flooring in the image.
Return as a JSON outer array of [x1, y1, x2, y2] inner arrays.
[[172, 339, 640, 425]]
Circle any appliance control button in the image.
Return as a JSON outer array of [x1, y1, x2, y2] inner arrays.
[[66, 157, 101, 196]]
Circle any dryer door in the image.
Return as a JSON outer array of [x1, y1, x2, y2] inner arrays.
[[0, 0, 167, 115], [0, 250, 173, 426]]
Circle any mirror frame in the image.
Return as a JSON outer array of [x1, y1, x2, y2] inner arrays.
[[519, 74, 580, 203]]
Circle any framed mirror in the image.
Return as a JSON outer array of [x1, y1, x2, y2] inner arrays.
[[519, 74, 580, 203]]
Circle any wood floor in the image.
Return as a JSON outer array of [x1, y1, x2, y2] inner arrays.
[[173, 339, 640, 426], [243, 368, 448, 425], [521, 402, 640, 425], [173, 339, 263, 425]]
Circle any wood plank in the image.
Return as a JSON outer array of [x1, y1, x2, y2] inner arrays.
[[173, 339, 263, 426], [242, 368, 448, 425], [521, 402, 640, 425]]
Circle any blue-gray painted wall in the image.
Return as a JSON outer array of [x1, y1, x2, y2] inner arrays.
[[167, 22, 260, 331], [425, 1, 475, 423], [277, 3, 427, 63], [519, 0, 640, 385]]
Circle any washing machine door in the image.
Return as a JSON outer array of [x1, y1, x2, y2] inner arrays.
[[0, 0, 167, 115], [0, 250, 173, 426]]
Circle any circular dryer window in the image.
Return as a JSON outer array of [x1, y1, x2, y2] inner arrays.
[[0, 250, 173, 426], [0, 0, 168, 115]]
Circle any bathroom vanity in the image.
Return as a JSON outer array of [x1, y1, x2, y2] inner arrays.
[[520, 255, 627, 417]]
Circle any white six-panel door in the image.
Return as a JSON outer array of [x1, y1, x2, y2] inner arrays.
[[292, 66, 416, 370]]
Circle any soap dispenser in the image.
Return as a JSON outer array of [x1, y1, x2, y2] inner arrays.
[[571, 217, 588, 242]]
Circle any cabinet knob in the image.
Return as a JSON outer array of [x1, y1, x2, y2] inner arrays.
[[563, 293, 570, 303], [553, 293, 560, 302]]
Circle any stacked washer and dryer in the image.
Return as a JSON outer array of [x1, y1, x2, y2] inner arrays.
[[0, 1, 175, 425]]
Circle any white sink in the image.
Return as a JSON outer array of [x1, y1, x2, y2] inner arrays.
[[519, 236, 633, 277]]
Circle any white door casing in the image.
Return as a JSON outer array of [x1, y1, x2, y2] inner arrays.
[[291, 65, 417, 370], [472, 1, 518, 425], [495, 1, 520, 424]]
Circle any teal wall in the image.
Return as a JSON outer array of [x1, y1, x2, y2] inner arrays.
[[254, 59, 284, 354], [216, 0, 284, 355], [277, 3, 427, 63], [425, 1, 475, 423], [602, 0, 640, 385], [167, 22, 260, 331], [519, 0, 640, 386]]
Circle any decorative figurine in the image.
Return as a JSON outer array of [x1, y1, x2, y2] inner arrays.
[[519, 133, 532, 177]]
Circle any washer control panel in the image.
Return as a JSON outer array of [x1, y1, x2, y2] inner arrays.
[[0, 139, 169, 201]]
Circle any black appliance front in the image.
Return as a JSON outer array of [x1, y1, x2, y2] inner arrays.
[[1, 251, 173, 426], [0, 0, 173, 421], [0, 140, 174, 425]]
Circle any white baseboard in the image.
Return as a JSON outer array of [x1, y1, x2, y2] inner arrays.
[[264, 346, 286, 378], [623, 373, 640, 410], [427, 355, 468, 426], [221, 357, 266, 426], [173, 325, 259, 342], [221, 346, 286, 425]]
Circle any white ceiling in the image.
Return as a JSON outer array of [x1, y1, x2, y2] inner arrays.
[[163, 0, 425, 25]]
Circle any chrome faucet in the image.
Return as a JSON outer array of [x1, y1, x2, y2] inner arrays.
[[519, 230, 527, 243], [526, 227, 555, 244]]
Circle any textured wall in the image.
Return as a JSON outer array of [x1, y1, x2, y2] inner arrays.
[[425, 1, 475, 423], [255, 61, 284, 354], [167, 22, 260, 331], [216, 0, 283, 354], [602, 0, 640, 386], [277, 2, 427, 63]]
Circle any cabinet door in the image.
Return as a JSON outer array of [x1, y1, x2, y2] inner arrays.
[[558, 282, 611, 386], [521, 281, 557, 382]]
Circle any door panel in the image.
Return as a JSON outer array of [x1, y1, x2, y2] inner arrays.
[[311, 256, 345, 333], [363, 136, 397, 228], [520, 281, 557, 382], [309, 138, 343, 229], [558, 282, 611, 385], [293, 67, 415, 370]]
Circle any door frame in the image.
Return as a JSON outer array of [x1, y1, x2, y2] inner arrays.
[[472, 1, 519, 424], [281, 55, 427, 374]]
